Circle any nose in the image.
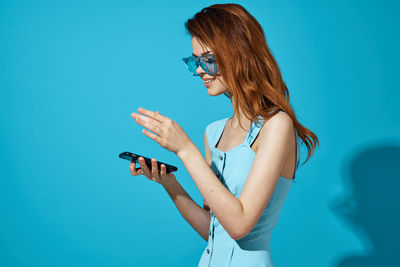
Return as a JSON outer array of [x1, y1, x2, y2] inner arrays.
[[195, 64, 206, 76]]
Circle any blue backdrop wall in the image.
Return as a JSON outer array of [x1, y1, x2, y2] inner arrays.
[[1, 0, 399, 266]]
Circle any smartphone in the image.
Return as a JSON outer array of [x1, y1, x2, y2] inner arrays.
[[119, 151, 178, 173]]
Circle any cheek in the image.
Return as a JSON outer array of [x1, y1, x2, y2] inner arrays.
[[216, 78, 227, 89]]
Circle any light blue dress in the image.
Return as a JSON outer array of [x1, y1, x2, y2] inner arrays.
[[198, 112, 299, 267]]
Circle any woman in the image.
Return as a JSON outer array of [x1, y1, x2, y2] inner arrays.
[[130, 3, 319, 267]]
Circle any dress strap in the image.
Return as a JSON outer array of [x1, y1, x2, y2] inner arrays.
[[294, 127, 300, 175], [246, 115, 265, 147], [205, 117, 229, 151], [247, 112, 284, 146]]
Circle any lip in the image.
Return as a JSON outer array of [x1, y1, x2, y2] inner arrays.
[[203, 77, 216, 87]]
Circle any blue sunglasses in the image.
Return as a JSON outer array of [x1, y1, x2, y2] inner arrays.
[[182, 54, 219, 76]]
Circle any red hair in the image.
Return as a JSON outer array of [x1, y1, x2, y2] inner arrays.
[[185, 3, 319, 165]]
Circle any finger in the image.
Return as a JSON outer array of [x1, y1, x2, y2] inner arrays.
[[160, 164, 166, 176], [129, 160, 143, 176], [138, 157, 151, 177], [140, 118, 162, 135], [132, 112, 161, 125], [129, 161, 135, 175], [142, 128, 163, 144], [137, 107, 169, 124], [132, 113, 163, 135], [132, 113, 163, 139], [151, 158, 159, 180]]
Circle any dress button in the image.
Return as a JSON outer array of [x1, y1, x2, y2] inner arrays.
[[208, 230, 211, 236], [206, 248, 210, 254], [219, 155, 223, 160]]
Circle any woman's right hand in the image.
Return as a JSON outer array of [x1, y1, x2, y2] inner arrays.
[[129, 156, 176, 186]]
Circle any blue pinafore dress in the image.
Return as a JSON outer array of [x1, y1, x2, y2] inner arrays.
[[198, 112, 300, 267]]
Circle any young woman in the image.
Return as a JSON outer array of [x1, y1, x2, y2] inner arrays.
[[130, 3, 319, 267]]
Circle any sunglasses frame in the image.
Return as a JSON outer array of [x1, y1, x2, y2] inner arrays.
[[182, 54, 219, 76]]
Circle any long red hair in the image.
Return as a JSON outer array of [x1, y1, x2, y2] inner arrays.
[[184, 3, 319, 166]]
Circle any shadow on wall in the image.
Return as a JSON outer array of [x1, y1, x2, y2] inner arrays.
[[329, 141, 400, 267]]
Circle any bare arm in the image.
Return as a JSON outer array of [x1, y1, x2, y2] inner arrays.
[[177, 113, 294, 240], [161, 130, 212, 241]]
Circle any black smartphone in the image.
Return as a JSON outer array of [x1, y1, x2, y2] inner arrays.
[[119, 151, 178, 173]]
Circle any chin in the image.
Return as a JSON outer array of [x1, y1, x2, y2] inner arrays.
[[206, 89, 218, 96], [207, 89, 226, 96]]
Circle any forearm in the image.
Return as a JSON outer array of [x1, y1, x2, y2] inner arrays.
[[177, 143, 245, 240], [162, 176, 211, 241]]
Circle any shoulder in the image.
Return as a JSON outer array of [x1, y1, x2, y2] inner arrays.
[[263, 111, 293, 130], [257, 112, 294, 150]]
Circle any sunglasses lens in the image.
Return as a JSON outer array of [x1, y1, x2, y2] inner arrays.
[[182, 55, 218, 76], [204, 57, 218, 75], [183, 57, 200, 76]]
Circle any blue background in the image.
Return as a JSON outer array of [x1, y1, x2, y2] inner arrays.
[[1, 0, 399, 266]]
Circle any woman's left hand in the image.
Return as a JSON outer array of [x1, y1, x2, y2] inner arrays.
[[131, 107, 193, 155]]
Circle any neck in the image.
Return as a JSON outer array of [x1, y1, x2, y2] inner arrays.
[[230, 95, 251, 130]]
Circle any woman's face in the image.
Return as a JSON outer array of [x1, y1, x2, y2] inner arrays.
[[192, 37, 229, 96]]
